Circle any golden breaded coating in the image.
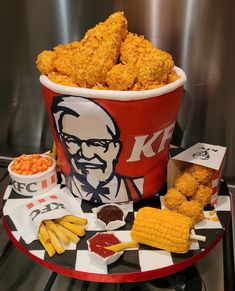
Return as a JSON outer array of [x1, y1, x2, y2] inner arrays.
[[193, 185, 212, 206], [187, 164, 214, 185], [120, 33, 174, 88], [48, 72, 77, 87], [164, 188, 187, 210], [36, 12, 179, 90], [36, 50, 55, 75], [120, 33, 156, 64], [174, 172, 198, 197], [36, 42, 81, 77], [177, 200, 204, 225], [72, 11, 128, 88], [53, 41, 81, 77], [92, 83, 109, 90], [131, 81, 163, 91], [106, 64, 136, 90], [167, 70, 180, 83]]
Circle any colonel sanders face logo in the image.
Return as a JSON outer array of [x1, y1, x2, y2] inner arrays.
[[51, 96, 121, 189]]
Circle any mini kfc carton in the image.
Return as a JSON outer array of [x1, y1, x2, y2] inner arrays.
[[167, 143, 227, 205]]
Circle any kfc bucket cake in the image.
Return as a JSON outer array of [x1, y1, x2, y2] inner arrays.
[[37, 12, 186, 204]]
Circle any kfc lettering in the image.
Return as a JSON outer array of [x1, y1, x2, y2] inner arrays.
[[12, 180, 37, 193], [30, 202, 65, 221], [127, 122, 175, 162]]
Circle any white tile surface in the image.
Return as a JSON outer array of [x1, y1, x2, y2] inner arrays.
[[215, 196, 231, 211], [29, 250, 45, 260], [138, 250, 173, 271], [75, 250, 107, 274], [194, 211, 222, 229]]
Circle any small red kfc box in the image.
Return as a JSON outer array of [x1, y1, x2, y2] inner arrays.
[[167, 143, 227, 205]]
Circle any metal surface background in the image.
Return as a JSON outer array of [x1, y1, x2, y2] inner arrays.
[[0, 0, 235, 182]]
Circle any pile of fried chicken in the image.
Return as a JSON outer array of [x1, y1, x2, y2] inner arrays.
[[164, 164, 214, 225], [36, 12, 179, 91]]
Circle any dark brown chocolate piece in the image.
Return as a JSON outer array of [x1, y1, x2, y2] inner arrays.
[[97, 205, 124, 225]]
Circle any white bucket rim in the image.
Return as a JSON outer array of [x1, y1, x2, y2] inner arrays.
[[40, 66, 186, 101]]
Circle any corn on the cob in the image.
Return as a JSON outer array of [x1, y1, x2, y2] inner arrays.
[[130, 207, 193, 253]]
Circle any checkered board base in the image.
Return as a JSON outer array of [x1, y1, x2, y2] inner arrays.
[[2, 174, 231, 282]]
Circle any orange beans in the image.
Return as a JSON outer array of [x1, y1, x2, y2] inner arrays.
[[11, 154, 53, 175]]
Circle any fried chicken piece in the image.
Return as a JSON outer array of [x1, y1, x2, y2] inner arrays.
[[53, 41, 81, 77], [164, 188, 187, 210], [131, 81, 163, 91], [120, 33, 175, 88], [48, 72, 77, 87], [36, 42, 81, 77], [72, 11, 128, 88], [36, 50, 55, 75], [177, 200, 204, 225], [167, 70, 180, 83], [106, 64, 136, 90], [193, 185, 212, 206], [174, 172, 198, 197], [187, 164, 214, 185], [92, 83, 109, 90]]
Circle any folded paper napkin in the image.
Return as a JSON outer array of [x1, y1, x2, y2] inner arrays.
[[3, 187, 84, 244]]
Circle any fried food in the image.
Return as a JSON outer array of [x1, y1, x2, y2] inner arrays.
[[193, 185, 212, 206], [36, 12, 179, 90], [164, 188, 187, 210], [105, 241, 139, 252], [38, 222, 50, 243], [38, 215, 87, 257], [177, 201, 204, 225], [38, 232, 56, 257], [120, 33, 175, 90], [36, 50, 55, 75], [106, 63, 136, 90], [174, 172, 198, 197], [187, 164, 214, 185], [72, 11, 128, 88]]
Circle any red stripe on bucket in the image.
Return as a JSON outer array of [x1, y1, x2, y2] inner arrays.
[[41, 180, 48, 189], [51, 174, 56, 184]]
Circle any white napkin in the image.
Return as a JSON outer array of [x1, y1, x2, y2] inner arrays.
[[4, 188, 84, 244]]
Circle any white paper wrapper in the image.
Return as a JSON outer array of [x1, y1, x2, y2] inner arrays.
[[3, 188, 85, 244]]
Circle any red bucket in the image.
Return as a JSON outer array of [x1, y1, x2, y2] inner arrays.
[[40, 66, 186, 204]]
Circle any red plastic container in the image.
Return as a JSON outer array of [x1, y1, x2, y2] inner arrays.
[[40, 66, 186, 204]]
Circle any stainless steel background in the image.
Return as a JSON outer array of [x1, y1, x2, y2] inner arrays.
[[1, 0, 235, 182]]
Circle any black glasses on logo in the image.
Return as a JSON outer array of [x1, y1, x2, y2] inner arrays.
[[60, 133, 114, 152]]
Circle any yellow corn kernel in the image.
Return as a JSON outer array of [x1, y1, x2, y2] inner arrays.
[[131, 207, 193, 254]]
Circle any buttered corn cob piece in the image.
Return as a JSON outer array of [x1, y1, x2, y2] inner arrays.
[[131, 207, 193, 253]]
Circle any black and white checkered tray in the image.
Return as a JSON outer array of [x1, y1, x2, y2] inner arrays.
[[2, 174, 231, 283]]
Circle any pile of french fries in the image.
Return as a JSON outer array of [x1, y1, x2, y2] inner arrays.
[[38, 215, 87, 257]]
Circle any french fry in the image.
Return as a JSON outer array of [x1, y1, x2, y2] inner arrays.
[[44, 220, 70, 245], [56, 224, 80, 244], [105, 241, 139, 252], [60, 215, 87, 225], [56, 219, 86, 237], [39, 222, 50, 243], [47, 229, 65, 255], [38, 232, 56, 257]]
